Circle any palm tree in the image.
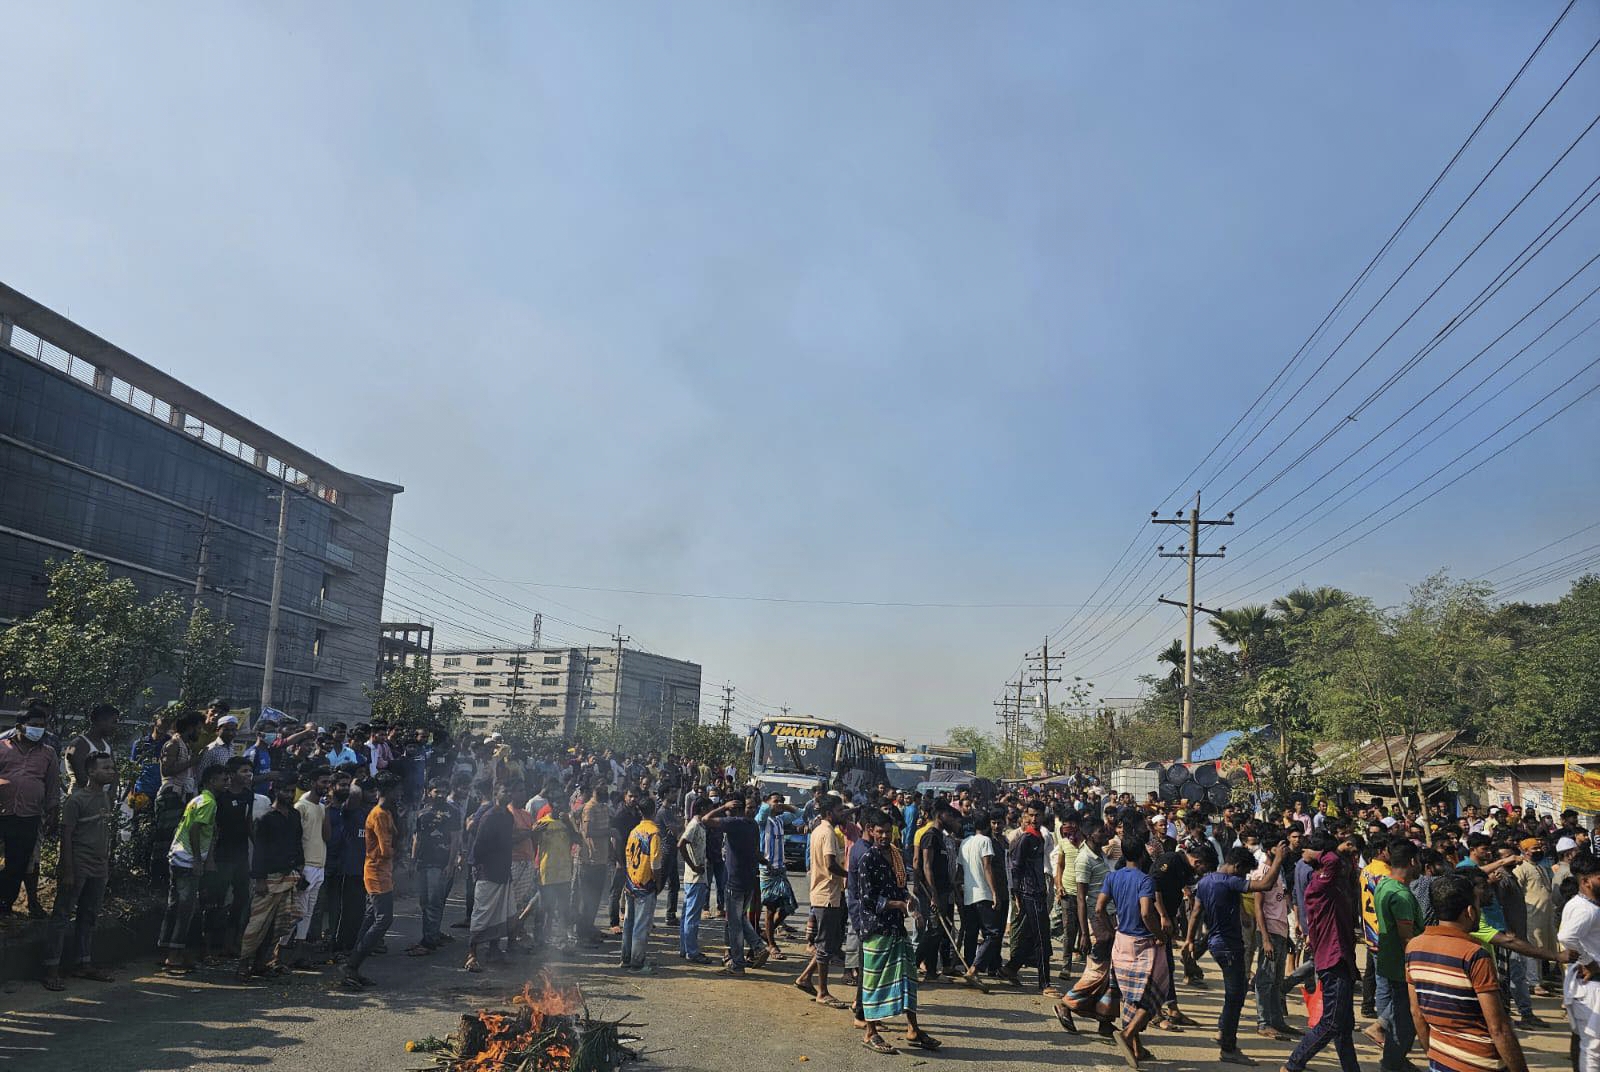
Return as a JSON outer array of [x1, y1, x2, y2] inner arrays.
[[1271, 586, 1348, 626], [1211, 604, 1273, 677], [1157, 639, 1185, 686]]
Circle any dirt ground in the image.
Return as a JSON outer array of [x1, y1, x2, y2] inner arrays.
[[0, 881, 1583, 1072]]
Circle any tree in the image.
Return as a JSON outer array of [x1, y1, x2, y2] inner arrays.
[[1272, 586, 1349, 627], [0, 554, 185, 720], [673, 720, 746, 771], [945, 726, 1008, 781], [364, 659, 465, 735], [1490, 575, 1600, 755], [1211, 605, 1277, 680], [1300, 575, 1504, 805], [499, 697, 561, 757], [177, 604, 238, 710]]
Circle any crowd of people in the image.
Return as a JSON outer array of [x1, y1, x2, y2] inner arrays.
[[4, 694, 1600, 1071]]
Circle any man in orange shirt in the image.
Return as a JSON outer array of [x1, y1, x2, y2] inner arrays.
[[343, 773, 399, 989]]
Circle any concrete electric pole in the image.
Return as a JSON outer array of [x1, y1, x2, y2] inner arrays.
[[1152, 492, 1233, 762], [259, 488, 290, 716], [611, 627, 630, 724]]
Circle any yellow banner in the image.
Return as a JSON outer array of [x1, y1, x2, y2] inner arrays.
[[1022, 751, 1044, 778], [1562, 762, 1600, 813]]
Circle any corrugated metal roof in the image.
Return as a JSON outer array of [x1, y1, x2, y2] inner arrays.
[[1313, 730, 1519, 777]]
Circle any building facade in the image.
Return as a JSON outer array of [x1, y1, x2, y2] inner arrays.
[[431, 645, 701, 744], [0, 282, 400, 723], [378, 622, 435, 682]]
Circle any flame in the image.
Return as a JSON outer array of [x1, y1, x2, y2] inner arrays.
[[513, 971, 584, 1019], [457, 972, 588, 1072]]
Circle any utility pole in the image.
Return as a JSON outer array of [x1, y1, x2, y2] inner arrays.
[[1027, 636, 1061, 768], [720, 682, 734, 728], [611, 626, 630, 725], [191, 507, 213, 612], [992, 691, 1014, 778], [1152, 492, 1233, 762], [1012, 678, 1026, 778], [259, 487, 291, 716]]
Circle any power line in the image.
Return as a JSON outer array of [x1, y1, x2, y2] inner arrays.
[[1201, 30, 1600, 507], [1155, 0, 1581, 515]]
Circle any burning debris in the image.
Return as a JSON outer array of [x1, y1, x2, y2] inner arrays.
[[409, 972, 640, 1072]]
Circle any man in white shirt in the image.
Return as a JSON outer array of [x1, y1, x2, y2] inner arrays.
[[676, 799, 712, 964], [284, 767, 330, 964], [959, 811, 1002, 978], [1558, 853, 1600, 1072]]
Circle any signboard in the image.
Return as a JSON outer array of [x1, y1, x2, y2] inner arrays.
[[1022, 751, 1044, 779], [1562, 762, 1600, 813]]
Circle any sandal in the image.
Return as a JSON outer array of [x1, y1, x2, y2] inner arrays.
[[904, 1032, 942, 1051], [817, 995, 850, 1010], [161, 962, 195, 976], [73, 968, 114, 983], [406, 944, 434, 957], [42, 976, 65, 992], [862, 1035, 898, 1055], [464, 956, 484, 974], [1055, 1002, 1079, 1034], [794, 979, 817, 996]]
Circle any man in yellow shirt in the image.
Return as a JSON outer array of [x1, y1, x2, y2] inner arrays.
[[1359, 833, 1392, 1020], [621, 796, 665, 974], [532, 796, 578, 948]]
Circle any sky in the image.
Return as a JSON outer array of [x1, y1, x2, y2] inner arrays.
[[3, 2, 1598, 743]]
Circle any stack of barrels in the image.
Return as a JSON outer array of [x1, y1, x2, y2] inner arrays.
[[1157, 760, 1234, 808]]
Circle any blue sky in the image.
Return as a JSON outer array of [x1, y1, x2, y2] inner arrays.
[[3, 2, 1597, 742]]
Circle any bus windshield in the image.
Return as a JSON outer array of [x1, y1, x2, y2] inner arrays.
[[757, 721, 839, 776], [883, 762, 926, 791]]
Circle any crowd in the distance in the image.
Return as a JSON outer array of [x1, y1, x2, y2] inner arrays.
[[4, 693, 1600, 1071]]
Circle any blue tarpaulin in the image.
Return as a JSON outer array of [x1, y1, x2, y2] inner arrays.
[[1187, 729, 1247, 763]]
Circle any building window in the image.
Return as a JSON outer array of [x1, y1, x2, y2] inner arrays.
[[476, 656, 494, 666], [508, 656, 525, 667], [471, 698, 491, 709], [443, 657, 461, 668], [539, 697, 558, 708], [473, 677, 492, 687], [542, 676, 560, 686], [439, 676, 459, 687]]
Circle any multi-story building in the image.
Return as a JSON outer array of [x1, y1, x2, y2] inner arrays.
[[431, 645, 701, 744], [378, 621, 434, 682], [0, 282, 400, 722]]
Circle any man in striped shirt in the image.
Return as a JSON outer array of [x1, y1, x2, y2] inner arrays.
[[1405, 872, 1527, 1072]]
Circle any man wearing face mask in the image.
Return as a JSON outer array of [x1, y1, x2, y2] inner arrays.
[[0, 703, 60, 916]]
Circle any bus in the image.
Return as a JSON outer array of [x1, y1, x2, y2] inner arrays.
[[882, 750, 967, 791], [871, 735, 905, 757], [914, 743, 978, 774], [750, 716, 886, 864]]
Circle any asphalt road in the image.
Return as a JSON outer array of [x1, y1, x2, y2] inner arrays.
[[0, 881, 1582, 1072]]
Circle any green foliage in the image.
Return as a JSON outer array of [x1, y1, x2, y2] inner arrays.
[[178, 604, 239, 709], [0, 554, 185, 720], [1487, 575, 1600, 755], [365, 658, 465, 734], [673, 720, 746, 772], [945, 726, 1009, 781], [498, 697, 561, 757]]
